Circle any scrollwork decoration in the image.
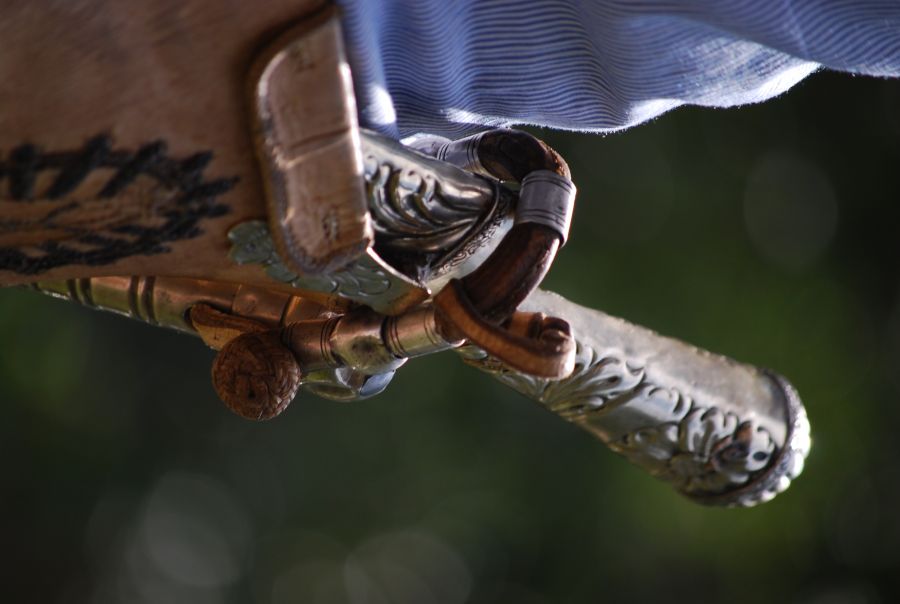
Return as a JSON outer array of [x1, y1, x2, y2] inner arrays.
[[462, 341, 779, 497], [361, 137, 500, 256], [228, 220, 393, 298]]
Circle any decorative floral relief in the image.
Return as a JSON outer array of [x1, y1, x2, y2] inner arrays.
[[464, 341, 778, 496], [608, 407, 776, 495], [229, 137, 505, 305], [362, 151, 493, 254], [478, 342, 645, 419], [228, 220, 392, 298]]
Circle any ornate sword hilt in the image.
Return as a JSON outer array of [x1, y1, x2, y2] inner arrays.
[[23, 111, 812, 509], [31, 273, 809, 508]]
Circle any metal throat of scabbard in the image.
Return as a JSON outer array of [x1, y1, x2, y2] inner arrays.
[[30, 5, 810, 509]]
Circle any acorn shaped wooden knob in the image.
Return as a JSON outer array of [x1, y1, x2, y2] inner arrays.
[[211, 330, 302, 420]]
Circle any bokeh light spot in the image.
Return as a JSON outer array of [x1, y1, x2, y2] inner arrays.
[[743, 150, 838, 271], [138, 473, 251, 588]]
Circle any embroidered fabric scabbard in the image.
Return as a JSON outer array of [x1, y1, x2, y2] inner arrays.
[[4, 4, 809, 508]]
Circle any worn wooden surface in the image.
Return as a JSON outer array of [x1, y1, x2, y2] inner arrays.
[[0, 0, 328, 287]]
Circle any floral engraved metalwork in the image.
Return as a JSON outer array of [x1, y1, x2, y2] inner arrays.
[[228, 220, 394, 298], [229, 133, 513, 310], [364, 156, 482, 253], [608, 407, 776, 495], [358, 133, 513, 290], [361, 134, 502, 256], [462, 340, 779, 498], [471, 342, 646, 419]]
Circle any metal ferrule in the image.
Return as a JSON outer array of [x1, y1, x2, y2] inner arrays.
[[281, 316, 342, 370], [515, 170, 576, 244], [324, 305, 461, 373], [326, 308, 407, 374], [435, 131, 489, 176], [384, 305, 462, 359]]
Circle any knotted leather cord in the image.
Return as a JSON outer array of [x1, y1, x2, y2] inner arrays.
[[433, 129, 576, 378]]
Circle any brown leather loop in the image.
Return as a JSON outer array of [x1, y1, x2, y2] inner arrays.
[[457, 130, 572, 323], [475, 129, 571, 181], [434, 279, 575, 379], [429, 130, 576, 377], [460, 223, 560, 322]]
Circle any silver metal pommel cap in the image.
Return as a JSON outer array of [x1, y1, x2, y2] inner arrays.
[[515, 170, 576, 244], [691, 371, 810, 507], [465, 289, 812, 507]]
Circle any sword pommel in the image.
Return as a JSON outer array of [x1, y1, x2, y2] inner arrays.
[[463, 289, 811, 507]]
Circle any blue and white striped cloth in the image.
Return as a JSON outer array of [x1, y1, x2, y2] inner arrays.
[[335, 0, 900, 139]]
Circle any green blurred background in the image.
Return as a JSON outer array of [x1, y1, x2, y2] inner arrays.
[[2, 71, 900, 603]]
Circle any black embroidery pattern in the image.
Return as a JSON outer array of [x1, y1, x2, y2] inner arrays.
[[0, 135, 235, 275]]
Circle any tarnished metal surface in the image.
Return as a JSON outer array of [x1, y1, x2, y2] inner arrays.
[[362, 133, 506, 256], [228, 131, 514, 314], [463, 289, 811, 507], [28, 118, 811, 507], [515, 170, 576, 244], [30, 276, 459, 404], [228, 220, 427, 314], [31, 274, 811, 506], [433, 131, 488, 175], [33, 276, 304, 333], [30, 277, 375, 400]]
